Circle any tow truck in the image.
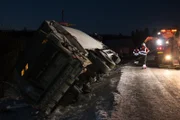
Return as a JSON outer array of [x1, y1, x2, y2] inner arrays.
[[144, 29, 180, 68]]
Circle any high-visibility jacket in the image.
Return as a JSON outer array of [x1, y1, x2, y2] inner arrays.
[[139, 46, 149, 56], [133, 48, 139, 56]]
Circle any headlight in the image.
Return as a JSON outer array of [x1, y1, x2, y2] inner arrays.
[[165, 55, 171, 61], [157, 32, 161, 35], [165, 41, 169, 44], [156, 39, 163, 45]]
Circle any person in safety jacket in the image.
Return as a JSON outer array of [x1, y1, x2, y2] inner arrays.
[[133, 47, 140, 64], [139, 43, 150, 68], [133, 47, 140, 56]]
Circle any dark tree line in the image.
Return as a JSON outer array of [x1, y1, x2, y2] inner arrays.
[[131, 28, 161, 47], [131, 28, 150, 47], [131, 25, 180, 47]]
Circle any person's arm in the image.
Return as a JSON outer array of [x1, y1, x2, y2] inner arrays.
[[146, 47, 150, 53]]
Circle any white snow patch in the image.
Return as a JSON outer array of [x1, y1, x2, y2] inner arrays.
[[113, 92, 122, 105], [62, 26, 104, 49], [95, 110, 108, 120]]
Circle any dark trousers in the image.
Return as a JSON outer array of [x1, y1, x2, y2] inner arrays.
[[143, 55, 147, 65]]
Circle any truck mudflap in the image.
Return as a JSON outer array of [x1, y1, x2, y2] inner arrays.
[[15, 20, 91, 115]]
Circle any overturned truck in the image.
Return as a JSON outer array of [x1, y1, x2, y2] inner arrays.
[[15, 20, 120, 115], [62, 25, 121, 73]]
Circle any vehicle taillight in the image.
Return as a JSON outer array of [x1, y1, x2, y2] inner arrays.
[[157, 46, 163, 50]]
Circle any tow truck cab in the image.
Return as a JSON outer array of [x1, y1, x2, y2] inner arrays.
[[155, 29, 180, 67]]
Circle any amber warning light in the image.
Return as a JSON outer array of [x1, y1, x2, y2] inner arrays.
[[161, 29, 166, 32], [160, 29, 177, 33], [171, 29, 177, 32]]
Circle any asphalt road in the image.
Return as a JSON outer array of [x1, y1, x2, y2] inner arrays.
[[111, 63, 180, 120]]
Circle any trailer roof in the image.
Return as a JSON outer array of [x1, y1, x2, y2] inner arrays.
[[62, 26, 104, 50]]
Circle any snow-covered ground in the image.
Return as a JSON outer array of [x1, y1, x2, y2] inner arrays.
[[49, 66, 121, 120], [56, 63, 180, 120], [111, 64, 180, 120], [2, 62, 180, 120]]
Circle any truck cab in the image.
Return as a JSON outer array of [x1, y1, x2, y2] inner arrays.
[[147, 29, 180, 67]]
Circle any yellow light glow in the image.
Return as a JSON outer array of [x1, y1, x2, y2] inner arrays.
[[157, 52, 163, 54], [25, 63, 28, 71], [21, 69, 25, 76], [165, 55, 171, 61], [172, 29, 177, 32], [161, 29, 166, 32], [166, 41, 169, 44]]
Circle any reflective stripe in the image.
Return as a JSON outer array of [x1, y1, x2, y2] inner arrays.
[[139, 51, 147, 56], [133, 53, 139, 56], [140, 47, 149, 53]]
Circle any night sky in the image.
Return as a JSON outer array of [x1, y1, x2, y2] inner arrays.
[[0, 0, 180, 35]]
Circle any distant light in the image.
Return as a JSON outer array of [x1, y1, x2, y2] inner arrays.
[[157, 32, 161, 35]]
